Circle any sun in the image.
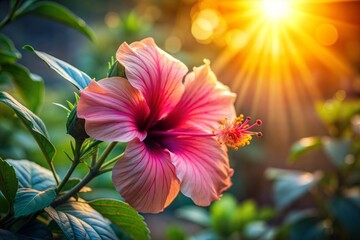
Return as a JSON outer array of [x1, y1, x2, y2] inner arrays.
[[190, 0, 355, 141], [262, 0, 291, 21]]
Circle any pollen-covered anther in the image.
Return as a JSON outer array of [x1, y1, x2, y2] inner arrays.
[[215, 114, 262, 150]]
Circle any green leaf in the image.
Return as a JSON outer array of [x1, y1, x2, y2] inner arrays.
[[14, 1, 94, 40], [10, 0, 20, 9], [0, 194, 8, 214], [166, 225, 187, 240], [14, 188, 56, 217], [0, 34, 21, 63], [257, 207, 276, 221], [24, 46, 92, 90], [89, 199, 150, 240], [12, 0, 37, 14], [233, 200, 257, 230], [0, 158, 18, 209], [286, 211, 330, 240], [316, 96, 342, 125], [316, 95, 360, 136], [191, 231, 217, 240], [61, 178, 81, 192], [7, 159, 56, 190], [175, 205, 210, 227], [61, 178, 91, 193], [322, 137, 351, 167], [330, 197, 360, 237], [289, 137, 322, 162], [289, 216, 329, 240], [1, 63, 44, 112], [0, 71, 12, 85], [284, 209, 319, 225], [266, 168, 321, 210], [18, 219, 53, 240], [0, 92, 56, 166], [243, 221, 273, 240], [45, 202, 118, 240], [0, 229, 35, 240], [210, 194, 237, 237]]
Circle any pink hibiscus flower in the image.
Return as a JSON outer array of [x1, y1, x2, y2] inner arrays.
[[77, 38, 261, 213]]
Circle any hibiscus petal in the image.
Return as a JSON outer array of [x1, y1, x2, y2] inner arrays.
[[116, 38, 188, 125], [163, 61, 236, 131], [112, 139, 180, 213], [163, 133, 233, 206], [77, 77, 150, 142]]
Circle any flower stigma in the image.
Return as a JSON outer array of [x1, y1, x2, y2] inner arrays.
[[214, 114, 262, 150]]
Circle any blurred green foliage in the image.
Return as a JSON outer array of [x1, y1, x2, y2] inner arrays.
[[270, 92, 360, 239], [174, 194, 276, 240]]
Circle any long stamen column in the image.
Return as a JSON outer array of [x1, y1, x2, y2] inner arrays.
[[151, 114, 262, 150]]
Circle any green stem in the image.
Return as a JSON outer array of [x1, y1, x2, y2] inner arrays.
[[91, 151, 97, 167], [81, 140, 102, 158], [0, 0, 21, 29], [49, 162, 60, 186], [99, 167, 113, 174], [52, 168, 98, 207], [81, 140, 101, 167], [99, 153, 125, 174], [56, 140, 83, 193], [100, 152, 124, 169], [95, 142, 117, 168], [52, 142, 117, 207]]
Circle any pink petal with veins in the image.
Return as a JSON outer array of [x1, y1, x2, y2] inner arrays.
[[163, 61, 236, 131], [77, 77, 150, 142], [112, 139, 180, 213], [116, 38, 188, 126], [162, 131, 233, 206]]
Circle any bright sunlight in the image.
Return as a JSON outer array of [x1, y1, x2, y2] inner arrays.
[[262, 0, 291, 21], [191, 0, 355, 140]]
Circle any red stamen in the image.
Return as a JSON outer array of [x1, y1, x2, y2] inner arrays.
[[215, 114, 262, 150]]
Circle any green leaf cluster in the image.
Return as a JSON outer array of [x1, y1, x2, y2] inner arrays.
[[175, 194, 276, 240], [0, 158, 18, 214], [269, 93, 360, 239], [266, 168, 321, 210], [211, 195, 275, 239], [0, 157, 150, 239], [0, 0, 95, 114], [0, 34, 43, 113], [13, 1, 94, 40]]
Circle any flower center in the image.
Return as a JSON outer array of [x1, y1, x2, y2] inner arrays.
[[214, 115, 262, 150], [149, 114, 262, 150]]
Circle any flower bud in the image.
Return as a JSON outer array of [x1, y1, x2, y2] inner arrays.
[[107, 60, 126, 78], [66, 106, 89, 141]]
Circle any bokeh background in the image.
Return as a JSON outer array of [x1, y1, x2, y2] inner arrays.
[[1, 0, 360, 239]]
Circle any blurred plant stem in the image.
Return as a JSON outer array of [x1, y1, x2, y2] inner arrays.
[[52, 142, 120, 207], [47, 157, 60, 185], [100, 151, 124, 170], [56, 139, 84, 193], [0, 0, 21, 29]]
